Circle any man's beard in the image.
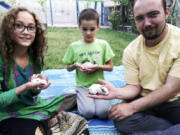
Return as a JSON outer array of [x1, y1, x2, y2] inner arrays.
[[142, 23, 166, 40]]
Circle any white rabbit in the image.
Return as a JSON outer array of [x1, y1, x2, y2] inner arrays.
[[31, 78, 47, 86], [82, 62, 94, 68], [88, 84, 109, 95]]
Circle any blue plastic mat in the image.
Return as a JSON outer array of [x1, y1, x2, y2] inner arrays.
[[40, 66, 126, 135]]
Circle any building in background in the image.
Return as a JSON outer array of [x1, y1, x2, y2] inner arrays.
[[0, 0, 115, 27], [1, 0, 179, 28]]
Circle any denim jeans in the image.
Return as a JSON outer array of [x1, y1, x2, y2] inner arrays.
[[114, 99, 180, 135]]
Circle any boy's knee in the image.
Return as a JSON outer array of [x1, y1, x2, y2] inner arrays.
[[79, 108, 95, 119], [96, 108, 109, 119]]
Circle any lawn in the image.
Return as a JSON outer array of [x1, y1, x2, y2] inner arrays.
[[45, 27, 137, 69]]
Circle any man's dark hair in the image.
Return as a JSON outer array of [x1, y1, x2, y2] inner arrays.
[[78, 8, 99, 25], [133, 0, 167, 13], [162, 0, 167, 13]]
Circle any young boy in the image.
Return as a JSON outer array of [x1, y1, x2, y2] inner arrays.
[[63, 8, 114, 119]]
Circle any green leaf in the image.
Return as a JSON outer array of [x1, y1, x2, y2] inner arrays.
[[114, 0, 129, 4]]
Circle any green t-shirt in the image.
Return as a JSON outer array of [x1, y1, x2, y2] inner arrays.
[[63, 39, 115, 87]]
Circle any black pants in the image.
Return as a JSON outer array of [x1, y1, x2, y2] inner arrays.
[[0, 118, 48, 135], [114, 99, 180, 135]]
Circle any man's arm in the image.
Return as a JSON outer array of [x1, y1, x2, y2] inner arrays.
[[88, 79, 141, 100], [130, 75, 180, 113], [116, 84, 141, 100], [108, 75, 180, 121]]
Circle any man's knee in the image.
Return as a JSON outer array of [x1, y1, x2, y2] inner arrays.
[[114, 117, 135, 133], [114, 112, 172, 133]]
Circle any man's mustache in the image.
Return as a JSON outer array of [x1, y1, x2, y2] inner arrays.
[[143, 26, 155, 31]]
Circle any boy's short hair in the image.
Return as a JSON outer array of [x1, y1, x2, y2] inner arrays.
[[79, 8, 99, 25]]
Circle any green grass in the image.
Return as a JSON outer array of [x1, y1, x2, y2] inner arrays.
[[45, 27, 137, 69]]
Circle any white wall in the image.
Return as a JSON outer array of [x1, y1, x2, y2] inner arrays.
[[0, 0, 113, 27], [46, 0, 107, 26]]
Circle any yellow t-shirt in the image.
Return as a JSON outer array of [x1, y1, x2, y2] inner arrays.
[[123, 24, 180, 101]]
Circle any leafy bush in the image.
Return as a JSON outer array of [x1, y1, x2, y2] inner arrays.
[[109, 13, 122, 30]]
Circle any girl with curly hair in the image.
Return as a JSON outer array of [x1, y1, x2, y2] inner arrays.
[[0, 7, 73, 135]]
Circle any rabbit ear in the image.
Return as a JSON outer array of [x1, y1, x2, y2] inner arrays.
[[100, 86, 104, 89], [100, 87, 105, 93]]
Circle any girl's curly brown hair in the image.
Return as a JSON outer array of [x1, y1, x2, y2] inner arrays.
[[0, 7, 47, 69]]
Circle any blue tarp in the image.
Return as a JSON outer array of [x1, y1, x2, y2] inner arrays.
[[40, 66, 126, 135]]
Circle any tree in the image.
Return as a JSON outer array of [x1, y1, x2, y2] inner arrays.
[[111, 0, 131, 31], [167, 0, 180, 27], [6, 0, 18, 6], [0, 0, 17, 21], [38, 0, 48, 28]]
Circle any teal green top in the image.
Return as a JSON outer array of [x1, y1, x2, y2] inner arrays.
[[0, 54, 67, 122], [63, 39, 115, 87]]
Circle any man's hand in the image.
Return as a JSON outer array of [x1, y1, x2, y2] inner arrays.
[[109, 102, 135, 121], [87, 79, 118, 100]]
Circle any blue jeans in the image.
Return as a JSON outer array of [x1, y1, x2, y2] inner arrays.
[[114, 99, 180, 135]]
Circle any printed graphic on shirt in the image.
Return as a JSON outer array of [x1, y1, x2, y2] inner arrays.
[[79, 50, 101, 64]]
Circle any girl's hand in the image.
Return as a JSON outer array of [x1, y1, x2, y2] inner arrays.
[[27, 74, 51, 92]]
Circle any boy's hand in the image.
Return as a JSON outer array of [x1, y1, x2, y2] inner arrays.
[[75, 62, 96, 72], [85, 64, 98, 72], [74, 63, 87, 72]]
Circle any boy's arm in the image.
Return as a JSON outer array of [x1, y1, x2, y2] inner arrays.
[[67, 64, 76, 71], [67, 63, 86, 72], [86, 59, 113, 73], [97, 59, 113, 71]]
